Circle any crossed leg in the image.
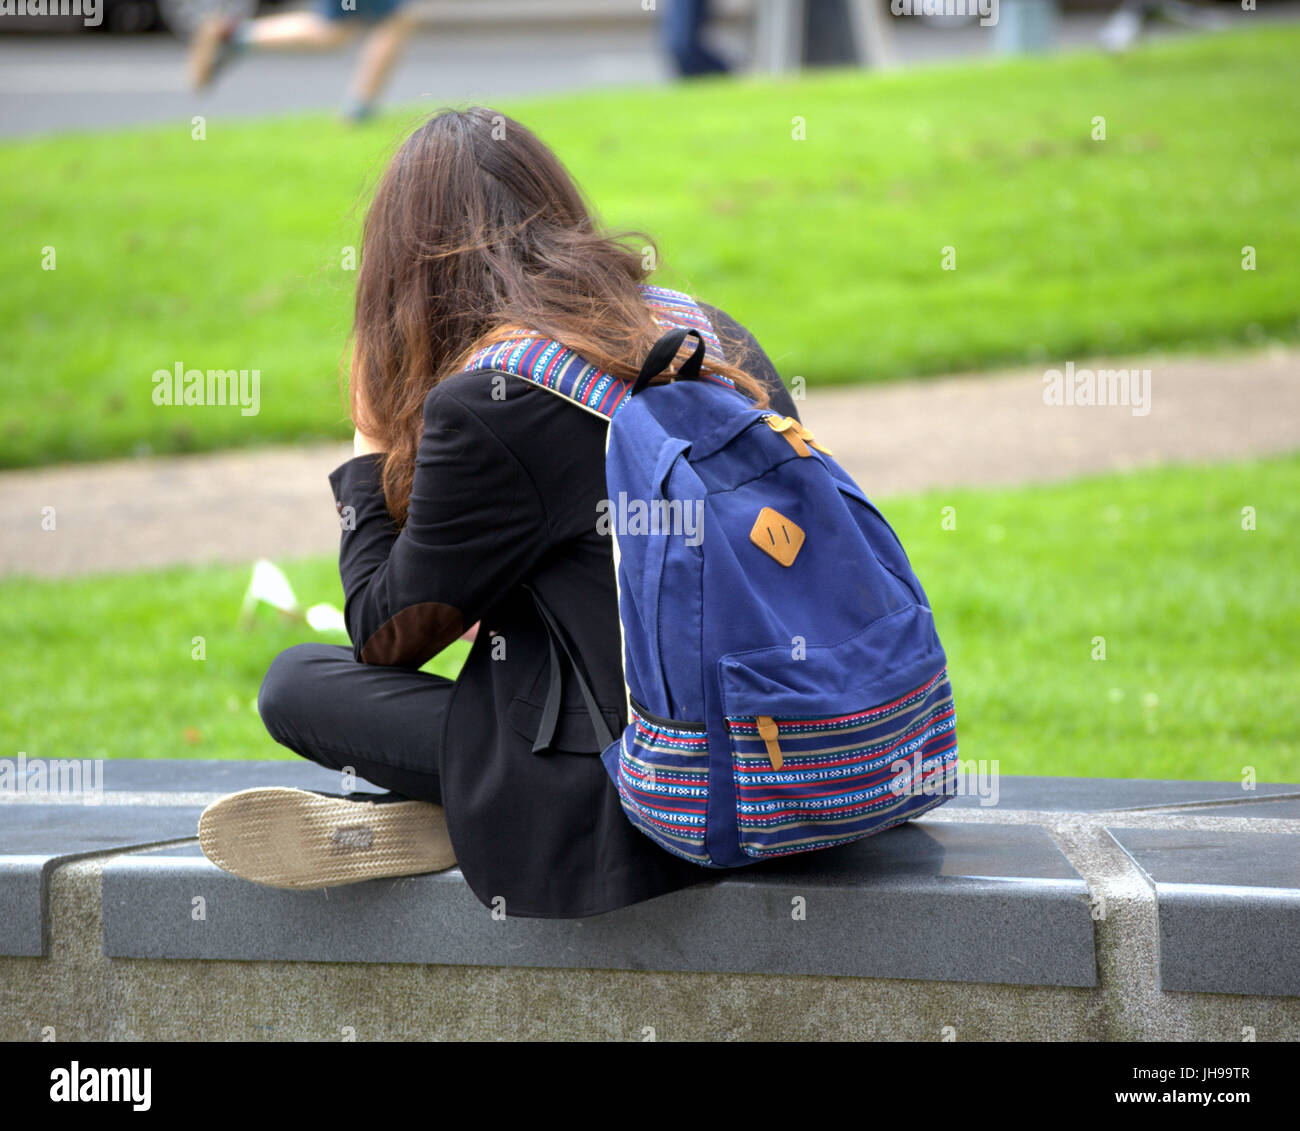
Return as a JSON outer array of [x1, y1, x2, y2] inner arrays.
[[257, 642, 452, 803]]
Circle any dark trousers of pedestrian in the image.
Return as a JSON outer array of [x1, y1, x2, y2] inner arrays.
[[258, 642, 448, 803], [662, 0, 730, 77]]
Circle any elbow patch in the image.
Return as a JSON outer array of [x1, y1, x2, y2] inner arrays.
[[359, 601, 464, 668]]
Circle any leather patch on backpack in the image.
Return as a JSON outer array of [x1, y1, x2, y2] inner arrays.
[[750, 507, 804, 567]]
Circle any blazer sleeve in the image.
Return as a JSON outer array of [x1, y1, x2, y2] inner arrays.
[[328, 384, 550, 668]]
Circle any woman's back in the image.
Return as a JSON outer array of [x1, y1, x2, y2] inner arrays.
[[206, 106, 802, 916], [328, 299, 798, 916]]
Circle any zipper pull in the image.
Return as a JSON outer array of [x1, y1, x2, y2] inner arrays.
[[764, 414, 811, 458], [755, 715, 783, 770], [799, 424, 834, 457], [764, 414, 834, 458]]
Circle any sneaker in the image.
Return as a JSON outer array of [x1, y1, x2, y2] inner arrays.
[[198, 787, 456, 890], [341, 97, 377, 125], [189, 16, 241, 91]]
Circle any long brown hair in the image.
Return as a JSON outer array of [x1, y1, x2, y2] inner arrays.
[[348, 106, 770, 526]]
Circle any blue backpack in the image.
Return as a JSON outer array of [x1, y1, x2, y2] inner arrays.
[[466, 287, 958, 868]]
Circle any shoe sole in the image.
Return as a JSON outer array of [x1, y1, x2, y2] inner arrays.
[[198, 787, 456, 890]]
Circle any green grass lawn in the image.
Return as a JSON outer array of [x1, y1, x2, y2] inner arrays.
[[2, 26, 1298, 468], [2, 454, 1295, 782], [0, 553, 471, 764]]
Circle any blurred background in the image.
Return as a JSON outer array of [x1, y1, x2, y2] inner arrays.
[[1, 0, 1297, 783], [3, 0, 1297, 133]]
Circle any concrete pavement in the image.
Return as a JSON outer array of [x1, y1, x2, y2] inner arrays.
[[2, 345, 1297, 579]]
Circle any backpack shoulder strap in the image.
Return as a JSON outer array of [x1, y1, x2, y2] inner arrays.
[[461, 286, 731, 420], [464, 288, 731, 754]]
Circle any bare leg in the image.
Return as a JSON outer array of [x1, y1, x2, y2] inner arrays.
[[348, 12, 418, 105], [190, 10, 358, 88], [243, 11, 356, 50]]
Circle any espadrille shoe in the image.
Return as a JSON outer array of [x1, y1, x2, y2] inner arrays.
[[198, 787, 456, 890]]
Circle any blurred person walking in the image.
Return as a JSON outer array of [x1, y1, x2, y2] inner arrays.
[[188, 0, 418, 123], [661, 0, 732, 77], [1100, 0, 1225, 53]]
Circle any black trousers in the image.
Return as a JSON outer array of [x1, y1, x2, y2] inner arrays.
[[258, 643, 450, 803]]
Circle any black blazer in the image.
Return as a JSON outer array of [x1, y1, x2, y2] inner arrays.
[[328, 303, 800, 918]]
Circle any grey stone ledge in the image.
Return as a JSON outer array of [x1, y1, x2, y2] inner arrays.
[[0, 805, 200, 956], [1106, 827, 1300, 998], [3, 764, 1298, 999], [101, 823, 1096, 988]]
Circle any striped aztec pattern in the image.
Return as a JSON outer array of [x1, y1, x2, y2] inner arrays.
[[725, 669, 958, 858], [613, 704, 711, 865], [463, 285, 732, 419]]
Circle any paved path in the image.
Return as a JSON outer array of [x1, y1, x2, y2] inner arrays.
[[3, 347, 1297, 580]]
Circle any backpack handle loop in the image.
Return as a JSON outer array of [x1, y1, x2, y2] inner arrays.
[[631, 328, 705, 397]]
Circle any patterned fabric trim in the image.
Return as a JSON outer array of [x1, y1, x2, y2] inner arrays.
[[725, 670, 959, 859], [612, 705, 711, 865], [462, 285, 732, 421]]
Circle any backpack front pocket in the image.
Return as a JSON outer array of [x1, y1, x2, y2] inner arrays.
[[718, 608, 958, 860], [606, 701, 712, 865]]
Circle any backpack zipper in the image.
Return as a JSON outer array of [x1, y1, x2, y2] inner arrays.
[[755, 715, 784, 770], [763, 414, 834, 457]]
